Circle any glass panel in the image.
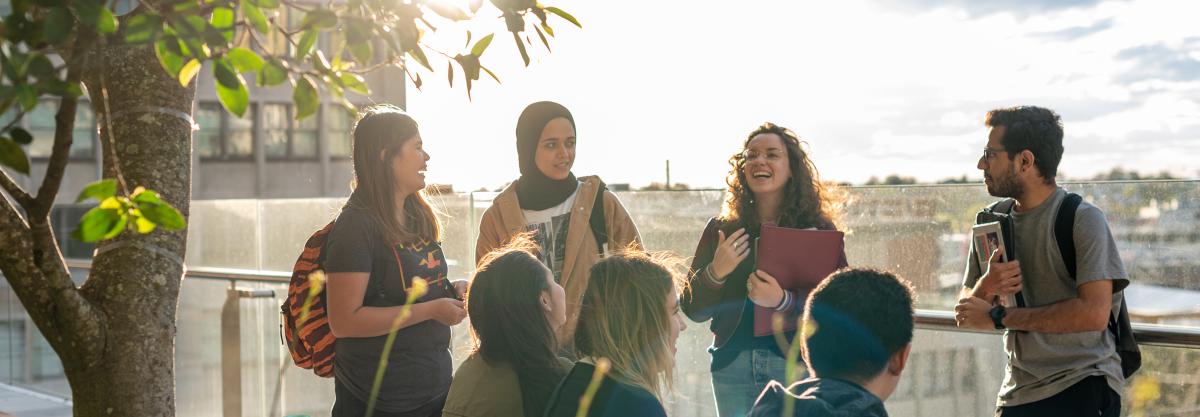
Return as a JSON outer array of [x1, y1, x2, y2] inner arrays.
[[227, 105, 255, 157], [325, 105, 353, 158], [70, 102, 95, 159], [294, 112, 318, 158], [195, 103, 223, 158], [26, 100, 57, 157], [263, 104, 289, 158]]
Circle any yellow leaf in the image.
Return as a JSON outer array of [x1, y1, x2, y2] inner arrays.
[[178, 59, 202, 87]]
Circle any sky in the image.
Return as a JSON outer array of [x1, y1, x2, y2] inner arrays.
[[401, 0, 1200, 190]]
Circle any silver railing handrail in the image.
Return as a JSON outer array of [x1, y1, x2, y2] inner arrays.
[[914, 309, 1200, 350], [60, 260, 1200, 349], [65, 259, 291, 283]]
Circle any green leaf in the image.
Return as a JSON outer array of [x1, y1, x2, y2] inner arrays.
[[131, 187, 163, 204], [512, 32, 529, 67], [348, 42, 372, 65], [406, 47, 433, 71], [155, 36, 186, 78], [257, 59, 288, 87], [471, 33, 494, 57], [293, 76, 319, 120], [73, 205, 125, 242], [28, 55, 56, 80], [134, 215, 157, 234], [447, 61, 454, 88], [71, 0, 118, 33], [227, 47, 264, 72], [241, 2, 270, 34], [481, 66, 500, 83], [213, 58, 240, 89], [75, 178, 117, 203], [544, 7, 581, 28], [425, 1, 469, 21], [339, 73, 369, 95], [214, 63, 249, 117], [123, 14, 162, 44], [209, 7, 235, 42], [0, 138, 31, 175], [533, 25, 550, 52], [10, 128, 33, 145], [541, 23, 555, 37], [300, 9, 338, 30], [178, 59, 201, 87], [44, 7, 74, 45], [250, 0, 280, 9], [139, 201, 186, 230], [295, 29, 319, 59]]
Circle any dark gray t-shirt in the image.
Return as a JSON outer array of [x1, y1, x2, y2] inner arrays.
[[963, 188, 1130, 406], [323, 205, 454, 413]]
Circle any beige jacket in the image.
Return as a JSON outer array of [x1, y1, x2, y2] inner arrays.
[[475, 176, 641, 340]]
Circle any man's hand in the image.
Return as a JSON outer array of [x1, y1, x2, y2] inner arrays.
[[972, 249, 1022, 300], [955, 296, 995, 330], [452, 279, 469, 299]]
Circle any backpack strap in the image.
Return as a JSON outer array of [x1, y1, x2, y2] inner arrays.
[[992, 198, 1017, 214], [589, 181, 609, 257], [1054, 193, 1083, 279]]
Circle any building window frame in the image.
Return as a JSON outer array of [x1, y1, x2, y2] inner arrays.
[[196, 101, 257, 161], [23, 99, 98, 162]]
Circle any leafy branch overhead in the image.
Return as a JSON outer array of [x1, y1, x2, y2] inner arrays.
[[0, 0, 580, 242]]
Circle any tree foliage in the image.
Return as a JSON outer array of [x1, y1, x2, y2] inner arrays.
[[0, 0, 580, 241]]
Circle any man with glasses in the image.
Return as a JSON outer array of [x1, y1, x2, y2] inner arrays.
[[954, 106, 1129, 417]]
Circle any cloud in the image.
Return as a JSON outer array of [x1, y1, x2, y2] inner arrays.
[[879, 0, 1123, 17], [1032, 18, 1114, 41], [1115, 37, 1200, 83]]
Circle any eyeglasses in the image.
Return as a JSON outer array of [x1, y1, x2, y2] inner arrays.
[[981, 147, 1007, 160], [741, 150, 785, 163]]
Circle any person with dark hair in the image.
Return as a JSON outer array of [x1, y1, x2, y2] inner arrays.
[[441, 235, 570, 417], [543, 251, 688, 417], [955, 106, 1130, 417], [749, 268, 916, 417], [682, 122, 848, 417], [475, 101, 641, 348], [324, 105, 468, 417]]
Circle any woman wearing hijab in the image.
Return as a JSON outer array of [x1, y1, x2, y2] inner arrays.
[[474, 101, 641, 346]]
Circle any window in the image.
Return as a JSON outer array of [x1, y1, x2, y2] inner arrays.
[[26, 100, 96, 159], [195, 101, 255, 159], [325, 105, 354, 158], [195, 103, 222, 158], [227, 106, 255, 158], [264, 103, 318, 159]]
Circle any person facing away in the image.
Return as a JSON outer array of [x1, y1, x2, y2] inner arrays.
[[681, 122, 848, 417], [475, 100, 641, 348], [442, 234, 571, 417], [749, 268, 916, 417], [323, 106, 468, 417], [954, 106, 1129, 417], [543, 251, 688, 417]]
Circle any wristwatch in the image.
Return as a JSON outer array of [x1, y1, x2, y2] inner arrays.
[[989, 304, 1007, 330]]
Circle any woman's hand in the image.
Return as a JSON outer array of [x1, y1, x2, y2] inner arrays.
[[711, 228, 751, 280], [452, 279, 469, 299], [747, 269, 785, 309], [426, 298, 467, 326]]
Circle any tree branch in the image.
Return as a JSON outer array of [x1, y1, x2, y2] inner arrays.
[[0, 168, 33, 208], [31, 66, 85, 220]]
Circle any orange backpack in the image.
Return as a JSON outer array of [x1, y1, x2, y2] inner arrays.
[[281, 221, 338, 377]]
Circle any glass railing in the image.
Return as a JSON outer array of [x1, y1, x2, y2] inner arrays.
[[1, 180, 1198, 416]]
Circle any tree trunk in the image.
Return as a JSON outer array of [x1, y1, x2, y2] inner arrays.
[[67, 40, 195, 417]]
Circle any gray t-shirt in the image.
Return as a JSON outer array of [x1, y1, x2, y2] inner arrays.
[[963, 188, 1130, 407]]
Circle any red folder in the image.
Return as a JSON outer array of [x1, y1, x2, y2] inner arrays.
[[753, 224, 846, 336]]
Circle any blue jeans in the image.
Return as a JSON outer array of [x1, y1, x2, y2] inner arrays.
[[711, 349, 794, 417]]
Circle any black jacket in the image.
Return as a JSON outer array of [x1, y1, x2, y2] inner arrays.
[[749, 378, 888, 417]]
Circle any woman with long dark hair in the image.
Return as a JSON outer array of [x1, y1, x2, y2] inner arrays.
[[475, 101, 641, 347], [543, 251, 688, 417], [324, 105, 468, 417], [442, 235, 569, 417], [681, 122, 847, 417]]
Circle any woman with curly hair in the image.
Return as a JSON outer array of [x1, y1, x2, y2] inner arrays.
[[681, 122, 847, 417]]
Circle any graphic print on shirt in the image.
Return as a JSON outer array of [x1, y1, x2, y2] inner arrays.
[[525, 211, 572, 282]]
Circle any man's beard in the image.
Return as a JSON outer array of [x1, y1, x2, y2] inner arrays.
[[985, 169, 1024, 198]]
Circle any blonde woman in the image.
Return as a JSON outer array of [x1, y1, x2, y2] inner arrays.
[[543, 252, 687, 417]]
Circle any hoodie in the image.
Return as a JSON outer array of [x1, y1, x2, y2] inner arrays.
[[749, 378, 889, 417]]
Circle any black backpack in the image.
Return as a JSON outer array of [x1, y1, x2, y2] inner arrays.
[[985, 193, 1142, 378], [588, 181, 609, 257]]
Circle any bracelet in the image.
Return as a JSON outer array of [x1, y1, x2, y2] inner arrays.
[[705, 263, 726, 285], [774, 290, 791, 311]]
